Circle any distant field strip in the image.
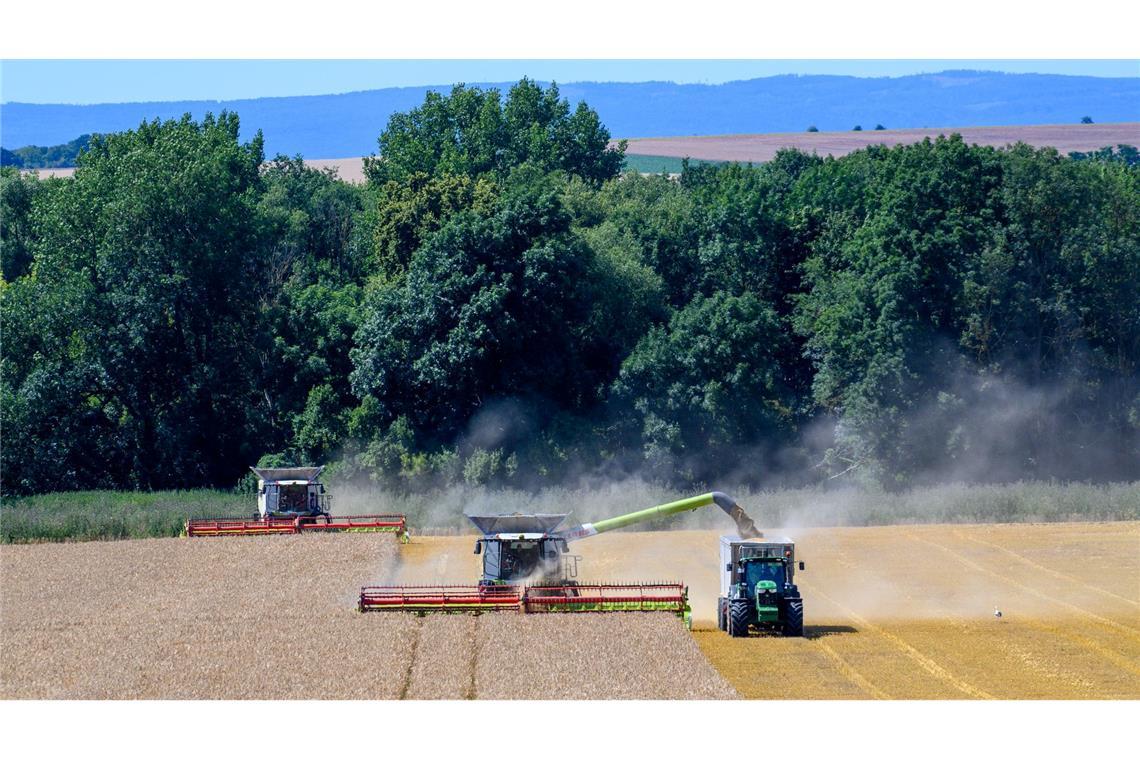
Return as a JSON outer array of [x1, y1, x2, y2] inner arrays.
[[621, 122, 1140, 163]]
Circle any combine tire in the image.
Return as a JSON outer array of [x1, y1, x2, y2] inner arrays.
[[783, 599, 804, 637], [728, 600, 751, 638], [717, 599, 727, 632]]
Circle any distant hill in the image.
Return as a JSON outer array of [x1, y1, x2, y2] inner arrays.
[[3, 71, 1138, 160]]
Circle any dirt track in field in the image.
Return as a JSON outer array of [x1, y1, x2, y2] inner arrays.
[[618, 122, 1140, 162], [407, 522, 1140, 699]]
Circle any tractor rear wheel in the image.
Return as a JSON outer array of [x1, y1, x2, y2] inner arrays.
[[728, 600, 751, 638], [783, 599, 804, 637]]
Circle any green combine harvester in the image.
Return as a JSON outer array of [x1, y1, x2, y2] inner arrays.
[[360, 491, 763, 628]]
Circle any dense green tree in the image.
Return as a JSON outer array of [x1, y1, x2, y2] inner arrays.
[[250, 156, 371, 463], [364, 79, 626, 186], [793, 137, 1006, 483], [682, 151, 821, 303], [2, 113, 266, 492], [350, 178, 603, 446], [611, 293, 798, 483], [258, 155, 370, 286], [793, 137, 1139, 484], [1, 167, 43, 280], [365, 171, 496, 282], [957, 145, 1140, 478], [584, 172, 701, 307]]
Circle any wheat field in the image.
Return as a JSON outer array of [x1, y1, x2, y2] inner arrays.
[[4, 521, 1137, 699], [0, 532, 730, 699]]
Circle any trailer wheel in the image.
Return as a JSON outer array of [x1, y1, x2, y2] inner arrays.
[[783, 599, 804, 637], [728, 600, 750, 638]]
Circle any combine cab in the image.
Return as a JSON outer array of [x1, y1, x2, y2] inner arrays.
[[185, 466, 409, 541], [359, 491, 763, 626]]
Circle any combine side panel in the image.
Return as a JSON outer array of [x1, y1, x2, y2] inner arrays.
[[359, 585, 522, 613]]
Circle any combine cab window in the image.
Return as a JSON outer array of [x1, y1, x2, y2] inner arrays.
[[482, 539, 564, 582], [501, 542, 541, 580], [744, 560, 786, 589], [278, 484, 310, 513]]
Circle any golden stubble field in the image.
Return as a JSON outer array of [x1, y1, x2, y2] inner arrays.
[[404, 522, 1140, 699]]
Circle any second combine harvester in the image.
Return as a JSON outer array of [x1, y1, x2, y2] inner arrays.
[[185, 466, 409, 540], [359, 491, 769, 629]]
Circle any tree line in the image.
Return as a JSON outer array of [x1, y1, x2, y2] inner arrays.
[[2, 80, 1138, 495], [0, 135, 92, 169]]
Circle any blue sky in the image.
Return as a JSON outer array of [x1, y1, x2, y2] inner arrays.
[[1, 60, 1136, 105]]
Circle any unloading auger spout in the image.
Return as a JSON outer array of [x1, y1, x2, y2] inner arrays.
[[558, 491, 762, 542]]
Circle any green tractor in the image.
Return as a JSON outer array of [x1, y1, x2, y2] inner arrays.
[[717, 536, 805, 637]]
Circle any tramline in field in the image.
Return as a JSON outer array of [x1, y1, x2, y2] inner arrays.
[[184, 466, 409, 540], [358, 491, 763, 626]]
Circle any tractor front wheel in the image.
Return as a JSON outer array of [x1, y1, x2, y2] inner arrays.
[[728, 600, 751, 638], [783, 599, 804, 637]]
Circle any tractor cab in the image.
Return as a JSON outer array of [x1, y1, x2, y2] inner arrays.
[[467, 513, 573, 585], [741, 557, 788, 590]]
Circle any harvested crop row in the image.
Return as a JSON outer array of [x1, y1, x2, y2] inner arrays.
[[403, 615, 479, 699], [1, 533, 414, 699], [475, 613, 737, 699]]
